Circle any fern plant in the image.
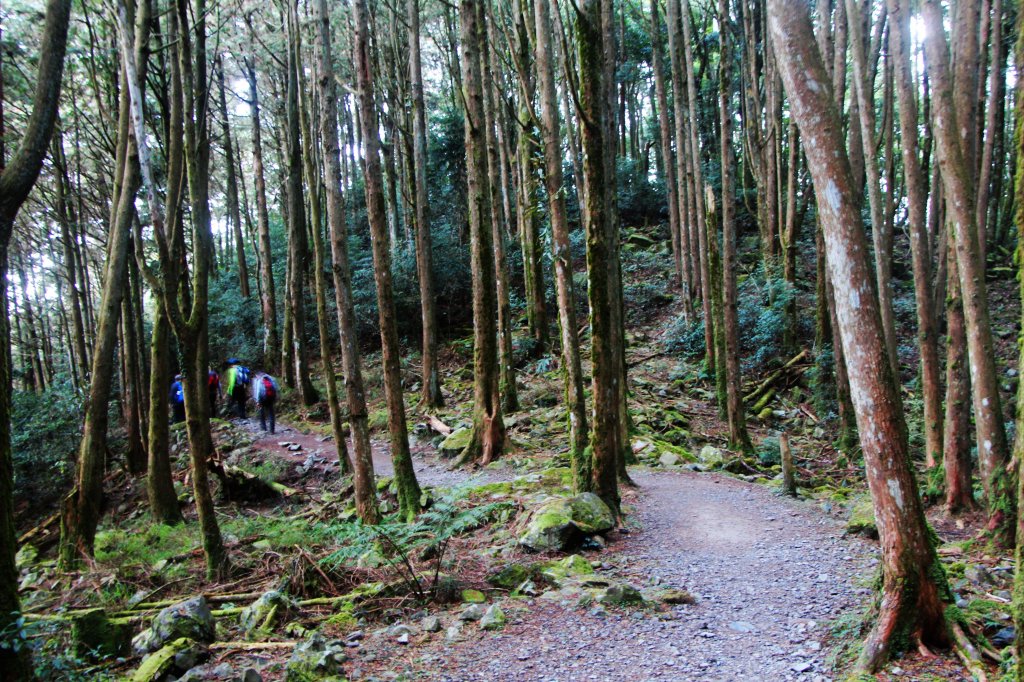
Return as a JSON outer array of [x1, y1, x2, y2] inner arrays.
[[316, 485, 513, 604]]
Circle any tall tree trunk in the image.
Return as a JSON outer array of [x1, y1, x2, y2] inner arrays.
[[60, 63, 141, 569], [456, 0, 506, 467], [922, 0, 1014, 542], [216, 55, 250, 299], [53, 132, 90, 386], [886, 0, 943, 470], [407, 0, 443, 409], [537, 0, 590, 490], [146, 300, 181, 524], [316, 0, 378, 523], [770, 0, 952, 670], [284, 4, 319, 407], [577, 0, 620, 514], [245, 57, 278, 370], [353, 0, 422, 519], [681, 0, 714, 369], [0, 0, 71, 673], [718, 0, 751, 452], [294, 7, 352, 479], [483, 7, 520, 415]]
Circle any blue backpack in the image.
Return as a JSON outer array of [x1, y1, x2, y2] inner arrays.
[[171, 382, 184, 404], [236, 366, 251, 387]]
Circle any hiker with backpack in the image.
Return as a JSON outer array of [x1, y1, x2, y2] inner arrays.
[[169, 374, 186, 424], [208, 368, 221, 414], [253, 372, 279, 434], [223, 358, 251, 418]]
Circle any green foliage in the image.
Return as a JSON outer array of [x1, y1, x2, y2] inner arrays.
[[616, 157, 664, 225], [12, 379, 83, 516], [0, 618, 117, 681], [94, 522, 197, 568], [316, 486, 512, 603], [665, 269, 802, 374], [208, 270, 264, 366], [756, 436, 781, 466]]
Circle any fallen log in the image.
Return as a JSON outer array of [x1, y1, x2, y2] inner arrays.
[[743, 349, 808, 404], [424, 414, 452, 436]]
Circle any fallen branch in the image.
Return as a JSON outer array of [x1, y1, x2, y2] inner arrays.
[[424, 414, 452, 436], [210, 641, 298, 651], [743, 349, 808, 404]]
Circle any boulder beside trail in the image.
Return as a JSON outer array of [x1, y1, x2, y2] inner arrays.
[[132, 596, 216, 655], [285, 633, 348, 682], [519, 493, 615, 552]]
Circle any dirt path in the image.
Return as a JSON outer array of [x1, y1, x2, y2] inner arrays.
[[240, 418, 875, 680], [411, 471, 872, 682]]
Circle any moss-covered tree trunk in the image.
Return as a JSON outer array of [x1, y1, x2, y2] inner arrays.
[[577, 0, 620, 514], [536, 0, 590, 491], [770, 0, 953, 670], [353, 0, 422, 519], [315, 0, 378, 523], [0, 0, 71, 674], [457, 0, 506, 468], [146, 301, 182, 525]]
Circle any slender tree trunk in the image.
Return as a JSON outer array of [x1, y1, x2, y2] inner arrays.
[[456, 0, 506, 468], [294, 12, 352, 479], [649, 0, 682, 290], [770, 1, 952, 670], [483, 7, 519, 415], [353, 0, 422, 519], [537, 0, 590, 490], [407, 0, 443, 409], [216, 55, 250, 299], [146, 300, 181, 524], [886, 0, 943, 470], [245, 58, 278, 371], [315, 0, 378, 523], [922, 0, 1014, 541], [718, 0, 751, 452], [283, 4, 319, 407], [60, 73, 141, 568]]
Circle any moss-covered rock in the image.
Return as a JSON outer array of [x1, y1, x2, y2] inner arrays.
[[131, 637, 206, 682], [285, 633, 348, 682], [595, 583, 644, 605], [439, 428, 472, 456], [698, 445, 724, 468], [239, 590, 294, 638], [519, 493, 615, 552], [461, 589, 486, 603], [480, 604, 506, 630], [72, 608, 133, 659], [132, 596, 216, 655], [845, 494, 878, 539], [486, 563, 534, 589], [539, 554, 595, 585]]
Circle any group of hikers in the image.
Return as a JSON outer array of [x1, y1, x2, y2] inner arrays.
[[169, 359, 279, 434]]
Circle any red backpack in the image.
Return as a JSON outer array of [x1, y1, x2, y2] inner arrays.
[[261, 376, 276, 401]]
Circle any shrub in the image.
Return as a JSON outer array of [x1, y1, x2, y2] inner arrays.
[[12, 380, 83, 518]]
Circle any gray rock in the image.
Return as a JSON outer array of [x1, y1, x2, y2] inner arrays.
[[239, 590, 292, 637], [132, 597, 216, 655], [446, 623, 462, 641], [728, 621, 756, 633], [992, 626, 1015, 648], [421, 616, 442, 633], [595, 583, 644, 605], [480, 604, 506, 630], [241, 669, 263, 682], [697, 445, 724, 468], [388, 624, 415, 638], [658, 452, 680, 467], [285, 634, 347, 682], [459, 604, 486, 621]]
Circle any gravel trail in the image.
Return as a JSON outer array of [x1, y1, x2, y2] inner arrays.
[[422, 469, 875, 682], [242, 418, 876, 680]]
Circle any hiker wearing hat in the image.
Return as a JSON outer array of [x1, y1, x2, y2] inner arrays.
[[170, 374, 186, 424], [223, 358, 251, 418]]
